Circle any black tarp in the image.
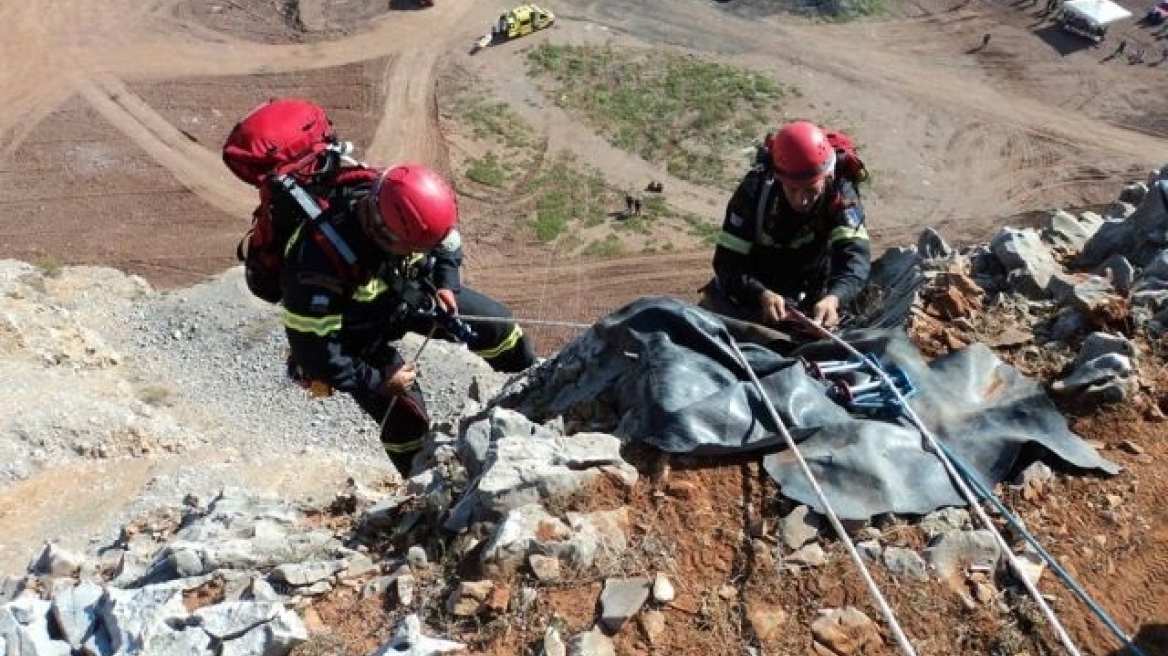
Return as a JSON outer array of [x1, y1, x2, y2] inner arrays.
[[504, 296, 1118, 520]]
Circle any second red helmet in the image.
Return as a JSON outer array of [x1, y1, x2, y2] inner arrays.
[[370, 164, 458, 251], [768, 121, 836, 183]]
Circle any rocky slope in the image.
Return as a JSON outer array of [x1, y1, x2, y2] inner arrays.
[[2, 170, 1168, 655]]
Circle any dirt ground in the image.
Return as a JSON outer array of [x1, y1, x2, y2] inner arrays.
[[3, 0, 1168, 653]]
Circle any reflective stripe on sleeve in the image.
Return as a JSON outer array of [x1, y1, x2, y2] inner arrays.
[[717, 231, 753, 254], [829, 224, 870, 243], [282, 309, 343, 336]]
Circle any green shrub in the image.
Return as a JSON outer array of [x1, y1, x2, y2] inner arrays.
[[466, 151, 508, 187], [527, 44, 788, 189], [32, 254, 63, 278]]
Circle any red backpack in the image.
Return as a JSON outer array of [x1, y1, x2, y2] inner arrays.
[[757, 128, 869, 189], [820, 129, 869, 187], [223, 99, 378, 303]]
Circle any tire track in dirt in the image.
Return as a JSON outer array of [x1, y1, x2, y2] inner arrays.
[[474, 250, 709, 313], [0, 6, 99, 160], [0, 0, 476, 156], [87, 0, 478, 78], [76, 75, 253, 217], [365, 48, 448, 170], [468, 249, 711, 354], [1061, 545, 1168, 655]]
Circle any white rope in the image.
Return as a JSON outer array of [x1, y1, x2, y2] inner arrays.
[[793, 312, 1083, 656], [725, 338, 919, 656], [457, 313, 594, 329]]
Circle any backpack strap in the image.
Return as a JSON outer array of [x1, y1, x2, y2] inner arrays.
[[309, 229, 358, 285], [272, 175, 358, 266], [754, 175, 775, 245]]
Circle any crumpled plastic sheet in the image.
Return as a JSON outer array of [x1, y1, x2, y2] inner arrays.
[[505, 296, 1119, 521]]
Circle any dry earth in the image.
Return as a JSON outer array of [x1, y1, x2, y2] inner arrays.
[[3, 0, 1168, 653]]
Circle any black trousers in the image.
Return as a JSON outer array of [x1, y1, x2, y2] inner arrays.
[[346, 345, 431, 476], [352, 285, 535, 476]]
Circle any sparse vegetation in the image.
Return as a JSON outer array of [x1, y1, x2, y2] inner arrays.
[[451, 87, 532, 149], [581, 235, 624, 258], [445, 73, 723, 256], [529, 153, 616, 244], [136, 384, 174, 407], [681, 212, 721, 245], [526, 44, 787, 189], [449, 80, 538, 191], [31, 254, 63, 278], [824, 0, 891, 21], [465, 151, 508, 187]]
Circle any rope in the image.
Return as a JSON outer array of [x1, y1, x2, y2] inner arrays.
[[725, 338, 920, 656], [455, 303, 1145, 654], [937, 442, 1149, 656], [380, 323, 437, 434], [785, 309, 1086, 656], [456, 313, 595, 330]]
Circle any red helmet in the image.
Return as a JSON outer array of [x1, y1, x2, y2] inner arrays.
[[769, 121, 836, 183], [222, 98, 335, 186], [368, 164, 458, 251]]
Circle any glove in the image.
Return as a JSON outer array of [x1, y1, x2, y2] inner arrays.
[[380, 362, 418, 397]]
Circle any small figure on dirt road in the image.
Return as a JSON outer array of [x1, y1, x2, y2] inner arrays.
[[625, 193, 636, 216], [222, 100, 535, 475], [981, 33, 992, 49], [633, 197, 643, 216], [1113, 39, 1128, 57], [700, 120, 871, 334]]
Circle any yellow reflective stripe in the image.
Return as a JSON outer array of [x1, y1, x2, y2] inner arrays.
[[717, 231, 753, 254], [353, 278, 389, 302], [474, 325, 524, 360], [383, 439, 424, 453], [282, 309, 343, 336], [830, 225, 869, 243]]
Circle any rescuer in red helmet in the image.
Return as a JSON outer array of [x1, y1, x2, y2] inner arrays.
[[276, 160, 535, 475], [700, 120, 871, 336], [225, 100, 535, 476]]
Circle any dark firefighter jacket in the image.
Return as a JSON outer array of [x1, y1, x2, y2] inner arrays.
[[278, 180, 463, 397], [712, 169, 871, 307]]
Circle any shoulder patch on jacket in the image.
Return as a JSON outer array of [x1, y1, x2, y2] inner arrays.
[[842, 205, 865, 228], [728, 212, 746, 228], [438, 228, 462, 253]]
